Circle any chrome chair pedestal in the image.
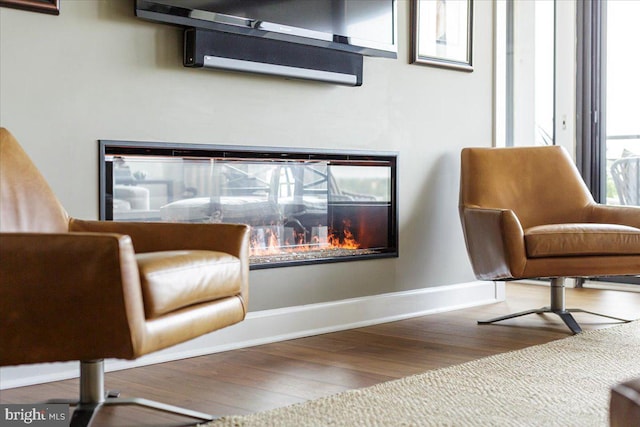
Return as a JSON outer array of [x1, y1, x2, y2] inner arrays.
[[478, 278, 631, 334], [48, 360, 215, 427]]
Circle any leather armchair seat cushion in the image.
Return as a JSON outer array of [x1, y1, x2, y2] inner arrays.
[[137, 250, 243, 319], [525, 223, 640, 258]]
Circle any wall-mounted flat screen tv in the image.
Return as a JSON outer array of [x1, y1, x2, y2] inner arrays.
[[135, 0, 397, 59]]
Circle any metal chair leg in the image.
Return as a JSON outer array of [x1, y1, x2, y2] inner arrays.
[[477, 307, 549, 324], [478, 278, 631, 334], [554, 310, 582, 334], [50, 360, 215, 427], [567, 308, 630, 323]]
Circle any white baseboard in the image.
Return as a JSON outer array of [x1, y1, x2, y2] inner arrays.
[[582, 279, 640, 293], [0, 280, 501, 390]]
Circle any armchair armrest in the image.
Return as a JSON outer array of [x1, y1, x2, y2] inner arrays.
[[0, 232, 146, 366], [69, 219, 251, 310], [69, 219, 250, 259], [460, 207, 527, 280], [588, 204, 640, 229]]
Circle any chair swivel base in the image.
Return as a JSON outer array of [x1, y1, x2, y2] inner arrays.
[[67, 396, 215, 427], [47, 360, 215, 427], [478, 306, 630, 334], [478, 278, 631, 334]]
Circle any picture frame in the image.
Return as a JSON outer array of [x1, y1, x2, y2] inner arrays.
[[411, 0, 473, 72], [0, 0, 59, 15]]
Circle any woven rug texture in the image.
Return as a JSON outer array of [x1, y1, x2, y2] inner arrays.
[[204, 321, 640, 427]]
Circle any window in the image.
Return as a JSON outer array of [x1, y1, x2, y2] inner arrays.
[[578, 0, 640, 284], [495, 0, 556, 148], [578, 0, 640, 205], [496, 0, 576, 153]]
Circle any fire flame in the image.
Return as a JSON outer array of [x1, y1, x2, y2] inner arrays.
[[250, 219, 361, 256], [328, 219, 360, 250]]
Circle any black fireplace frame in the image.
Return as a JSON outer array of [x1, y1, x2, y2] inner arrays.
[[99, 140, 398, 269]]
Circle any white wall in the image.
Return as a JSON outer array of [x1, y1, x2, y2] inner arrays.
[[0, 0, 492, 311]]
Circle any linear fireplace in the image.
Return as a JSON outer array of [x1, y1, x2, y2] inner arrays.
[[99, 141, 398, 269]]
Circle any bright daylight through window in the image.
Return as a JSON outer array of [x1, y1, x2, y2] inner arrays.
[[604, 0, 640, 207]]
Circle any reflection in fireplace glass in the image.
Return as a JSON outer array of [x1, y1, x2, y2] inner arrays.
[[100, 142, 397, 269]]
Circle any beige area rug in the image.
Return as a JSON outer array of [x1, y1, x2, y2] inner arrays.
[[205, 321, 640, 427]]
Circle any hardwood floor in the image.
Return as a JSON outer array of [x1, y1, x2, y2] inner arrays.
[[2, 282, 640, 426]]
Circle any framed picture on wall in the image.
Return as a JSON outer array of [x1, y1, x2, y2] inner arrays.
[[0, 0, 60, 15], [411, 0, 473, 72]]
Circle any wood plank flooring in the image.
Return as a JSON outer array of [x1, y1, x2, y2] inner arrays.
[[2, 282, 640, 426]]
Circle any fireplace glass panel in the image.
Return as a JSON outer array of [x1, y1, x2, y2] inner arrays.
[[100, 142, 397, 269]]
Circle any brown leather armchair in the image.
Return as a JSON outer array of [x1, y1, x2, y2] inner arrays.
[[610, 378, 640, 427], [0, 128, 250, 425], [459, 145, 640, 333]]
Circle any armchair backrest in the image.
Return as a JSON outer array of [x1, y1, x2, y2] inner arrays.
[[460, 146, 595, 229], [0, 128, 69, 232]]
